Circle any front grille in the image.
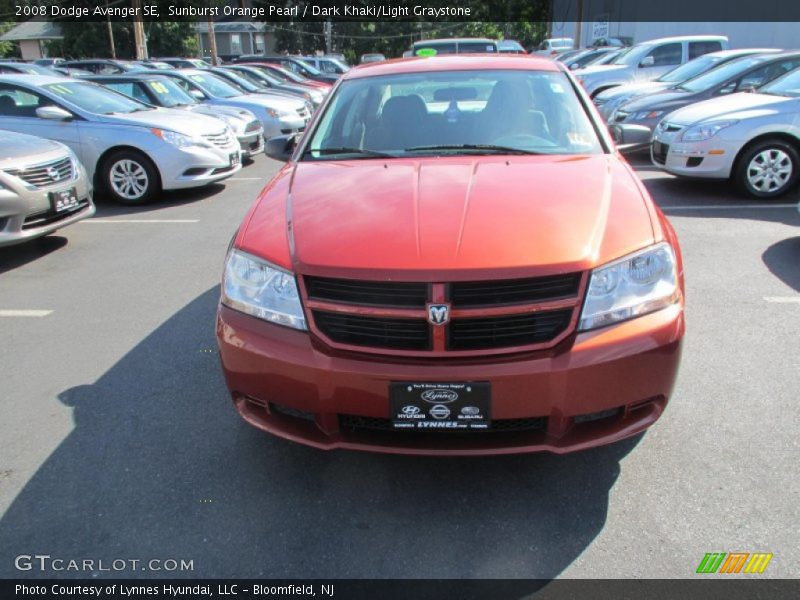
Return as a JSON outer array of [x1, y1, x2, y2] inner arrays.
[[203, 129, 235, 148], [339, 414, 547, 434], [652, 141, 669, 165], [245, 119, 261, 133], [450, 274, 581, 307], [303, 272, 584, 355], [306, 276, 428, 308], [6, 156, 73, 188], [448, 310, 573, 351], [313, 311, 431, 351]]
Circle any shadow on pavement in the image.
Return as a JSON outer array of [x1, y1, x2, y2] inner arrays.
[[0, 287, 641, 581], [762, 237, 800, 293], [0, 235, 68, 276], [92, 183, 229, 218]]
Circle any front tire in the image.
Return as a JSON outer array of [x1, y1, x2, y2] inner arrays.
[[734, 139, 799, 199], [102, 150, 160, 205]]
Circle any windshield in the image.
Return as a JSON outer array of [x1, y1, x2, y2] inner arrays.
[[658, 55, 725, 83], [273, 66, 308, 84], [759, 67, 800, 97], [186, 72, 241, 98], [293, 60, 322, 76], [215, 70, 259, 92], [610, 47, 636, 65], [144, 78, 198, 107], [551, 40, 573, 49], [239, 67, 282, 86], [590, 50, 623, 65], [44, 81, 150, 114], [226, 68, 267, 87], [305, 69, 603, 160], [677, 56, 764, 93]]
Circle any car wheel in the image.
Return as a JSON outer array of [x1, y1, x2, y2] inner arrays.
[[735, 140, 799, 199], [102, 150, 160, 205]]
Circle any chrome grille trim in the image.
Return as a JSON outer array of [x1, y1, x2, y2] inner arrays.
[[5, 156, 74, 189]]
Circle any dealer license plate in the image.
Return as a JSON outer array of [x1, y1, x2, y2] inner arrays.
[[390, 382, 490, 431]]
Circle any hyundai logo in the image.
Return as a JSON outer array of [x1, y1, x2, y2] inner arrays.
[[421, 389, 459, 403], [47, 167, 61, 181], [429, 405, 451, 420], [401, 405, 421, 415], [427, 303, 450, 326]]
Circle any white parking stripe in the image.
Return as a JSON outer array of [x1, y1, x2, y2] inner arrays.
[[0, 310, 53, 317], [81, 219, 199, 224], [662, 204, 797, 211], [764, 297, 800, 304]]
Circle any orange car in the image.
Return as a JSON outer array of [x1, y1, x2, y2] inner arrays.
[[216, 55, 685, 455]]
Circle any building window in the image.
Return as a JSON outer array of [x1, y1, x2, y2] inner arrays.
[[255, 34, 265, 53], [231, 34, 242, 54]]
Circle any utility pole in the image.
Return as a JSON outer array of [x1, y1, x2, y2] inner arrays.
[[131, 0, 147, 59], [106, 16, 116, 59], [325, 20, 332, 54], [207, 16, 219, 65], [575, 0, 584, 48]]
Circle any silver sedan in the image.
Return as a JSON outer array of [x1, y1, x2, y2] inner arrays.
[[651, 67, 800, 198], [0, 129, 94, 247]]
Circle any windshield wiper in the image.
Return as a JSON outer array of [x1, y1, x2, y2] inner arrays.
[[306, 147, 394, 158], [404, 144, 544, 155]]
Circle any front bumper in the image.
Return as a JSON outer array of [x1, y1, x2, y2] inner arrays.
[[236, 130, 265, 158], [217, 303, 684, 455], [651, 130, 736, 179], [155, 144, 242, 190]]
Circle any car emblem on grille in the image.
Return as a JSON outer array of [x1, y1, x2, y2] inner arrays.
[[427, 303, 450, 326], [47, 167, 61, 181]]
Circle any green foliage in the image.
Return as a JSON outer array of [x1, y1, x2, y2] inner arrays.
[[146, 21, 198, 57], [46, 21, 198, 59], [0, 21, 20, 58]]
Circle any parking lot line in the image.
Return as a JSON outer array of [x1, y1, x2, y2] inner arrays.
[[81, 219, 200, 224], [0, 310, 53, 317], [662, 204, 798, 211], [764, 296, 800, 303]]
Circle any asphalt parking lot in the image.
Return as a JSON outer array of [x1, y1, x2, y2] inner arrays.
[[0, 153, 798, 579]]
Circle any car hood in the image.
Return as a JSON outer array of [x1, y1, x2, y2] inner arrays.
[[100, 108, 227, 136], [0, 129, 65, 163], [186, 104, 253, 122], [574, 64, 629, 78], [228, 94, 305, 111], [665, 91, 795, 125], [240, 155, 656, 278], [620, 89, 698, 113], [599, 81, 670, 100]]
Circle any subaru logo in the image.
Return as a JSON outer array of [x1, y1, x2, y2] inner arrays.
[[427, 303, 450, 326], [461, 406, 480, 415], [47, 167, 61, 181], [401, 405, 420, 415], [421, 389, 459, 403], [429, 405, 451, 420]]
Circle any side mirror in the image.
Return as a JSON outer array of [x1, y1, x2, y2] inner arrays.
[[35, 106, 73, 121], [264, 133, 297, 161], [569, 63, 578, 70], [190, 89, 205, 100], [639, 56, 655, 68]]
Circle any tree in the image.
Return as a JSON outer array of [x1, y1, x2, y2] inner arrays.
[[46, 21, 198, 59], [0, 21, 21, 59]]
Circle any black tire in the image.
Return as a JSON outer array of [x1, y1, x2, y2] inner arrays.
[[734, 139, 800, 199], [101, 149, 160, 205]]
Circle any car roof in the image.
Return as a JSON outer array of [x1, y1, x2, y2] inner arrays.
[[345, 54, 560, 79], [639, 35, 728, 45], [0, 73, 74, 85], [709, 48, 781, 58], [414, 38, 496, 44]]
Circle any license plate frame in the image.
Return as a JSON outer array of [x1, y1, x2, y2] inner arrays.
[[390, 382, 490, 431], [49, 187, 79, 213]]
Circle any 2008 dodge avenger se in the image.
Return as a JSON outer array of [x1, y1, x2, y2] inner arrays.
[[216, 55, 685, 455]]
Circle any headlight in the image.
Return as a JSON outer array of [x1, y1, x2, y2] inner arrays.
[[221, 249, 307, 330], [151, 128, 205, 149], [633, 110, 663, 121], [679, 120, 738, 142], [579, 242, 680, 331], [266, 108, 291, 119]]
